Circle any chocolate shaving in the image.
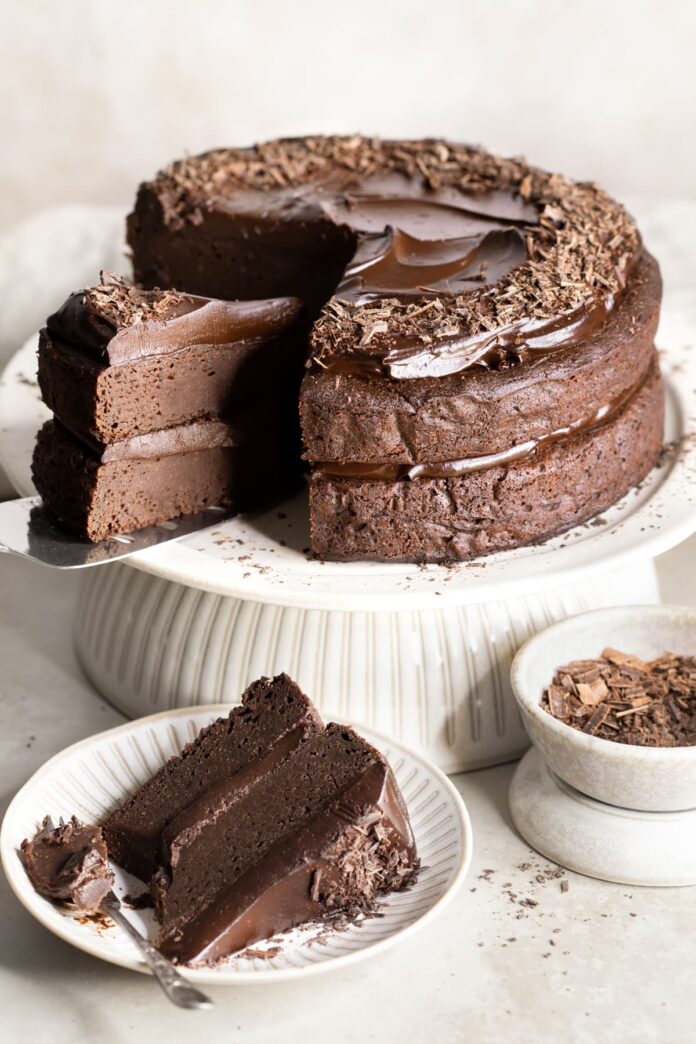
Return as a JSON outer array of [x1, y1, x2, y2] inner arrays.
[[84, 272, 190, 331], [541, 648, 696, 746]]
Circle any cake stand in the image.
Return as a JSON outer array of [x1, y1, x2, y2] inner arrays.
[[1, 210, 695, 773]]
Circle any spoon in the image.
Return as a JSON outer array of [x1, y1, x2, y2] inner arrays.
[[100, 890, 213, 1010]]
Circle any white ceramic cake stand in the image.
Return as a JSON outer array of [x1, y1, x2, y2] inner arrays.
[[1, 208, 695, 772]]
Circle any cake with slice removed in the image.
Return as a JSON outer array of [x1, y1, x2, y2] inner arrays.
[[102, 674, 419, 965], [33, 272, 305, 539], [128, 136, 665, 561]]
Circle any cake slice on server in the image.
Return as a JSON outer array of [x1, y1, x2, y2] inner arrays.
[[32, 273, 306, 540], [102, 674, 419, 965]]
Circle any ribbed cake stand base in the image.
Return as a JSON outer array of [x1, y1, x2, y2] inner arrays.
[[74, 559, 659, 774]]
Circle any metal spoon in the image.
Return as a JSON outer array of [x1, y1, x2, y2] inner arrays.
[[100, 891, 213, 1010]]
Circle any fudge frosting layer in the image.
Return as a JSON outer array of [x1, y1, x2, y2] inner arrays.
[[130, 137, 640, 380], [47, 272, 302, 366]]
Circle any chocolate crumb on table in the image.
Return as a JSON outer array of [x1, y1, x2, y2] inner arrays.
[[541, 648, 696, 746]]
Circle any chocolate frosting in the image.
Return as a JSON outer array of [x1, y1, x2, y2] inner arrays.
[[308, 173, 621, 378], [60, 417, 239, 463], [135, 139, 641, 383], [47, 274, 303, 367], [319, 171, 536, 304]]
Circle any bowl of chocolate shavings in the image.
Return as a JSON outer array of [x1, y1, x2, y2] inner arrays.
[[511, 605, 696, 811]]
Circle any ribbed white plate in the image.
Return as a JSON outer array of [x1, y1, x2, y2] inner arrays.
[[1, 330, 694, 611], [1, 707, 472, 985]]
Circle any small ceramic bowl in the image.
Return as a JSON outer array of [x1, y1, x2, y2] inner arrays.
[[511, 604, 696, 812]]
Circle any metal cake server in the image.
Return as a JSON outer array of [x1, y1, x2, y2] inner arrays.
[[0, 496, 234, 568], [100, 891, 213, 1010]]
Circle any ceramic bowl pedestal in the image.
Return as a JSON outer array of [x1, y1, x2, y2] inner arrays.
[[509, 605, 696, 886], [510, 749, 696, 886], [74, 558, 660, 774]]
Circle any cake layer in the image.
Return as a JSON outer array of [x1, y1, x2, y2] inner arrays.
[[157, 758, 416, 965], [300, 251, 661, 465], [37, 273, 305, 444], [32, 417, 302, 542], [103, 675, 323, 880], [38, 324, 306, 445], [309, 356, 664, 562], [130, 184, 357, 318], [152, 724, 410, 950]]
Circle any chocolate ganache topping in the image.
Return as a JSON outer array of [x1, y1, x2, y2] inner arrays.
[[148, 137, 640, 382], [47, 272, 302, 367]]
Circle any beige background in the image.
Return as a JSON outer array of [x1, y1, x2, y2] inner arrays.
[[1, 0, 696, 235]]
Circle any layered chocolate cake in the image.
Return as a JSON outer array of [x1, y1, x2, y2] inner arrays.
[[103, 674, 418, 965], [33, 274, 305, 540], [21, 816, 113, 913], [126, 136, 664, 561]]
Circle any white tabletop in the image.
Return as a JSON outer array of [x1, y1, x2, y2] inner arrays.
[[1, 545, 694, 1044]]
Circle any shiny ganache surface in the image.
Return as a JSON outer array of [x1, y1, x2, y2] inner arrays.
[[46, 273, 302, 367], [132, 138, 641, 383]]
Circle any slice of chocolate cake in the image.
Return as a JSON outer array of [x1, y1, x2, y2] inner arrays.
[[21, 816, 113, 913], [103, 674, 419, 964], [38, 274, 304, 442], [33, 273, 306, 538], [103, 674, 323, 880]]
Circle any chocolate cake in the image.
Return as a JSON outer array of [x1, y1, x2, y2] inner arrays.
[[127, 136, 664, 561], [21, 816, 113, 913], [103, 674, 418, 964], [33, 274, 305, 539]]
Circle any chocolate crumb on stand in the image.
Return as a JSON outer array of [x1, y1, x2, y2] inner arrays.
[[541, 648, 696, 746]]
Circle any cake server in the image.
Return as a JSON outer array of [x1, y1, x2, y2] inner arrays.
[[100, 890, 213, 1010], [0, 496, 234, 568]]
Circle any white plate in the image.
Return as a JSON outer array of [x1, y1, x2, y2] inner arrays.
[[0, 707, 472, 985], [1, 333, 695, 611]]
